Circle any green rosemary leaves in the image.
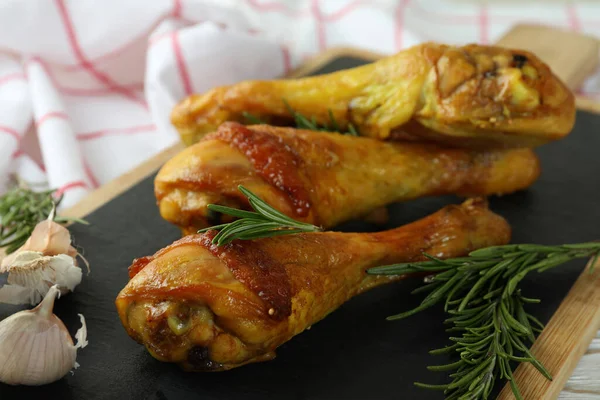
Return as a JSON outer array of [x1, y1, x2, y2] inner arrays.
[[198, 185, 321, 246], [243, 99, 359, 136], [283, 100, 359, 136], [368, 243, 600, 399]]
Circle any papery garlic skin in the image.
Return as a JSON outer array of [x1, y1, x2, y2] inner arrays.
[[0, 286, 88, 386], [1, 218, 78, 268], [0, 251, 82, 305]]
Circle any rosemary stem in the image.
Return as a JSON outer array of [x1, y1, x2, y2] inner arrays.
[[367, 243, 599, 399]]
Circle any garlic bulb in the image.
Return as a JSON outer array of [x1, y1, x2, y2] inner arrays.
[[0, 285, 88, 385], [0, 251, 82, 305], [0, 211, 87, 305]]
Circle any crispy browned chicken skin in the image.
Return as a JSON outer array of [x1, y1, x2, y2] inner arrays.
[[172, 43, 575, 148], [156, 122, 539, 234], [116, 199, 510, 371]]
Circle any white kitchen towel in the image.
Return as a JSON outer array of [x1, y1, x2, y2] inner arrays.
[[0, 0, 600, 395]]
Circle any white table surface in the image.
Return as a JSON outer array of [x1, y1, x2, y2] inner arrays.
[[560, 331, 600, 399]]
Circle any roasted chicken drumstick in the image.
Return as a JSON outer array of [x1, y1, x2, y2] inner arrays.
[[116, 199, 510, 371], [156, 122, 539, 234], [172, 43, 575, 148]]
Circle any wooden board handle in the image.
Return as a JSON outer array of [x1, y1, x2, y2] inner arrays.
[[497, 257, 600, 400]]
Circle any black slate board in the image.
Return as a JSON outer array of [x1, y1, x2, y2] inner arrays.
[[1, 56, 600, 400]]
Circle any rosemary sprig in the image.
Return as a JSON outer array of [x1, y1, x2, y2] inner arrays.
[[0, 186, 87, 254], [198, 185, 321, 245], [368, 243, 600, 400], [243, 100, 359, 136], [241, 111, 264, 125]]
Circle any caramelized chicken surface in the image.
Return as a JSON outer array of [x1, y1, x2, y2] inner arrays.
[[156, 122, 539, 234], [116, 199, 510, 371], [172, 43, 575, 148]]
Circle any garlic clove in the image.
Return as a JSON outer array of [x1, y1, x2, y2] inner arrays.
[[1, 217, 77, 269], [0, 251, 82, 305], [0, 285, 87, 386], [27, 218, 78, 257], [0, 284, 37, 305]]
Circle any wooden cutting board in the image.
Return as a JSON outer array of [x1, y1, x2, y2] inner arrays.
[[44, 25, 599, 400]]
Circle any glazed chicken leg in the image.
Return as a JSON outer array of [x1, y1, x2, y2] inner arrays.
[[172, 43, 575, 148], [156, 122, 539, 234], [116, 199, 510, 371]]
